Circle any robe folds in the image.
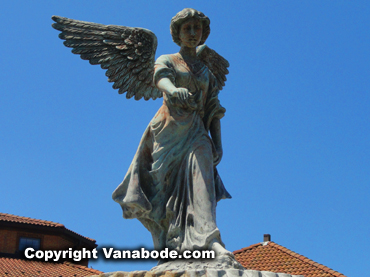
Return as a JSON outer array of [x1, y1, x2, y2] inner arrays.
[[112, 54, 231, 252]]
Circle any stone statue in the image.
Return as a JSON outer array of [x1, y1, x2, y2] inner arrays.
[[52, 7, 231, 259], [52, 8, 303, 277]]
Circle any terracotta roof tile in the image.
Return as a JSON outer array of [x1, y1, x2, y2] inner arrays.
[[0, 213, 64, 228], [0, 257, 102, 277], [233, 241, 346, 277], [0, 213, 96, 243], [233, 243, 261, 254]]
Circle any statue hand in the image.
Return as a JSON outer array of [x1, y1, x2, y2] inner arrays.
[[170, 87, 190, 101], [168, 87, 194, 108], [168, 88, 201, 110]]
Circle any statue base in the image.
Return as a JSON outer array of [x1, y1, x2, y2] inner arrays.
[[91, 255, 303, 277], [92, 269, 303, 277]]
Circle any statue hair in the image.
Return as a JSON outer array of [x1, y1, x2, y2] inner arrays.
[[170, 8, 211, 47]]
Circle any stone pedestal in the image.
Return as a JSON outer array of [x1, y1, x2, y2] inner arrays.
[[90, 256, 303, 277], [92, 269, 303, 277], [90, 253, 303, 277]]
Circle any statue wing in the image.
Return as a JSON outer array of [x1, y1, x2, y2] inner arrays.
[[197, 45, 230, 91], [52, 16, 162, 100]]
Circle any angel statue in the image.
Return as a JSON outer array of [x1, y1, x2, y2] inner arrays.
[[52, 8, 239, 268]]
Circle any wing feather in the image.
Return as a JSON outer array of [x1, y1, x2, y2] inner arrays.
[[197, 45, 230, 91], [64, 40, 102, 47], [52, 15, 162, 100]]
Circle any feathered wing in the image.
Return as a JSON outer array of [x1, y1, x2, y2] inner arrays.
[[52, 16, 162, 100], [196, 45, 229, 91]]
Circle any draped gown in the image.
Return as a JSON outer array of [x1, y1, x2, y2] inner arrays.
[[112, 53, 231, 252]]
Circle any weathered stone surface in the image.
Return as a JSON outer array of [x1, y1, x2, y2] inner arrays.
[[90, 269, 303, 277], [89, 256, 303, 277], [150, 254, 244, 271]]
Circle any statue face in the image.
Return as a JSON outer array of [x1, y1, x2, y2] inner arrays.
[[179, 18, 203, 48]]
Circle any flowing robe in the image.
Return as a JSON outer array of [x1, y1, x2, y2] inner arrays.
[[112, 54, 231, 252]]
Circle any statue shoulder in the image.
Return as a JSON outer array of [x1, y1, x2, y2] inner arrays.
[[155, 53, 179, 65]]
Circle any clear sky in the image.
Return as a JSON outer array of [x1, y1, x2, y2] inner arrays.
[[1, 1, 369, 276]]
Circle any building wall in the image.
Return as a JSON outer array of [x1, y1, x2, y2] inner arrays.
[[0, 229, 18, 254], [0, 227, 89, 266], [43, 233, 75, 250], [1, 228, 76, 251], [1, 228, 76, 254]]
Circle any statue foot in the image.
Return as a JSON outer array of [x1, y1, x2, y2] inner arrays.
[[211, 241, 234, 258], [210, 241, 244, 270]]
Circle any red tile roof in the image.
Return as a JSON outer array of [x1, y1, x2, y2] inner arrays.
[[234, 241, 346, 277], [0, 213, 64, 228], [0, 213, 95, 243], [0, 257, 102, 277]]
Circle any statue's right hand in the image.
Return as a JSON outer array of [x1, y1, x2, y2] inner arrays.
[[168, 87, 196, 108], [169, 87, 190, 102]]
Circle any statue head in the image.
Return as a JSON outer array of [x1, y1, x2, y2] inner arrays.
[[170, 8, 210, 47]]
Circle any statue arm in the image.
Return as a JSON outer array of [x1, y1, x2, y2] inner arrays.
[[210, 118, 223, 166], [156, 78, 178, 96], [156, 78, 190, 103], [154, 56, 191, 103]]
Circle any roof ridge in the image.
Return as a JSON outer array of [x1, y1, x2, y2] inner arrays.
[[233, 243, 261, 254], [268, 242, 346, 277], [0, 212, 95, 242], [0, 212, 64, 227], [64, 227, 96, 242]]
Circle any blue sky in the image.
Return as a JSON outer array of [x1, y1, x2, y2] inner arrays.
[[1, 1, 369, 275]]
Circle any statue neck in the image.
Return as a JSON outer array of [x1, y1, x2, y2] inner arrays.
[[179, 46, 197, 61]]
